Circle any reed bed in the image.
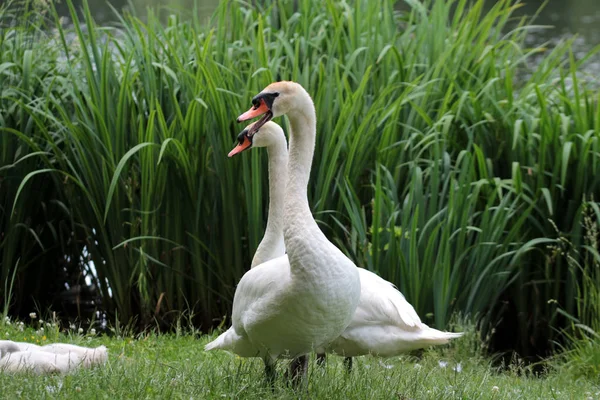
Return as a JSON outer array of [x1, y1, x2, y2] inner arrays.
[[0, 0, 599, 357]]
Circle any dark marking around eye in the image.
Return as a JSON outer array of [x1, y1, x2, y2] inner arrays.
[[251, 92, 279, 110], [236, 129, 253, 144]]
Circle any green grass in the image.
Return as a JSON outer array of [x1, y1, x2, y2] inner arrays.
[[0, 319, 598, 399]]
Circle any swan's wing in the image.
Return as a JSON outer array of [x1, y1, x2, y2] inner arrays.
[[41, 344, 108, 366], [2, 341, 43, 352], [231, 254, 291, 332], [352, 268, 425, 331]]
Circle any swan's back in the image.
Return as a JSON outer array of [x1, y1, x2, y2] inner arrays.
[[0, 351, 82, 374]]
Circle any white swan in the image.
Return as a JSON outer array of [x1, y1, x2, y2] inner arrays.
[[228, 85, 463, 370], [205, 82, 362, 385], [228, 121, 288, 269], [40, 343, 108, 367], [0, 340, 108, 372], [0, 351, 83, 374]]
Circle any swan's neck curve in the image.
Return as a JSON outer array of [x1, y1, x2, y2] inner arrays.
[[251, 139, 288, 268], [283, 93, 329, 266]]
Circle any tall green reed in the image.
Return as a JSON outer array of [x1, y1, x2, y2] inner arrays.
[[0, 0, 598, 358]]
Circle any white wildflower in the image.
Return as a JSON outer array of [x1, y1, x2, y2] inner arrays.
[[69, 324, 76, 330], [29, 312, 37, 319], [492, 386, 499, 392], [453, 363, 462, 373], [438, 360, 448, 368], [90, 328, 96, 335], [414, 363, 422, 370], [78, 328, 84, 334]]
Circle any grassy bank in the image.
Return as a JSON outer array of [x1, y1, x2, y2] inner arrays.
[[0, 0, 599, 360], [0, 319, 598, 399]]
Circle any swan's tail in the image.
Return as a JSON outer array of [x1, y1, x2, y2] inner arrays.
[[204, 328, 238, 352], [415, 328, 464, 346]]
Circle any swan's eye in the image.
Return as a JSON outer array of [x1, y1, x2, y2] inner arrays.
[[252, 99, 261, 109]]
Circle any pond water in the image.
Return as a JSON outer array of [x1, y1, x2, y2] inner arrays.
[[60, 0, 600, 50]]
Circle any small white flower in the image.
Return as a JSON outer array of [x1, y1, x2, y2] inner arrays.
[[5, 332, 9, 337], [69, 324, 76, 330], [78, 328, 84, 334], [90, 328, 96, 335], [438, 360, 448, 368], [453, 363, 462, 373], [414, 363, 422, 370], [378, 360, 393, 369], [29, 312, 37, 319], [39, 319, 44, 324], [492, 386, 499, 392]]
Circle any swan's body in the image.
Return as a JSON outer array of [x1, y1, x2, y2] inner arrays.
[[206, 83, 362, 384], [321, 271, 463, 357], [220, 115, 462, 363], [40, 343, 108, 367], [0, 340, 108, 373], [0, 350, 83, 374]]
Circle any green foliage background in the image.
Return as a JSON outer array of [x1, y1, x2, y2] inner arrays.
[[1, 0, 599, 358]]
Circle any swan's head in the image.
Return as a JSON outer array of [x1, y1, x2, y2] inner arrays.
[[236, 81, 312, 135], [0, 341, 20, 358], [228, 121, 285, 157]]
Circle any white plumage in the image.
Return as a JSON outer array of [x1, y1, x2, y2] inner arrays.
[[0, 340, 108, 374], [205, 83, 362, 383], [216, 115, 462, 363]]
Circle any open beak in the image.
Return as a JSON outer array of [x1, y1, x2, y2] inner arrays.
[[237, 99, 269, 122], [228, 134, 252, 157]]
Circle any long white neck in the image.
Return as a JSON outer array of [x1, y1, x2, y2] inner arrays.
[[283, 92, 329, 264], [251, 138, 288, 268]]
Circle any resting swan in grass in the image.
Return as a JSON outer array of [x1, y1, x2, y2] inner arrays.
[[228, 83, 463, 371], [204, 83, 362, 386], [0, 350, 83, 374], [0, 340, 108, 373]]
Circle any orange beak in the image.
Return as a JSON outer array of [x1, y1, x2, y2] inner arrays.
[[237, 100, 269, 122], [228, 135, 252, 157]]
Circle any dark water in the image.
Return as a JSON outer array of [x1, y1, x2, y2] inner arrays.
[[61, 0, 600, 44], [56, 1, 599, 74], [52, 1, 599, 63]]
